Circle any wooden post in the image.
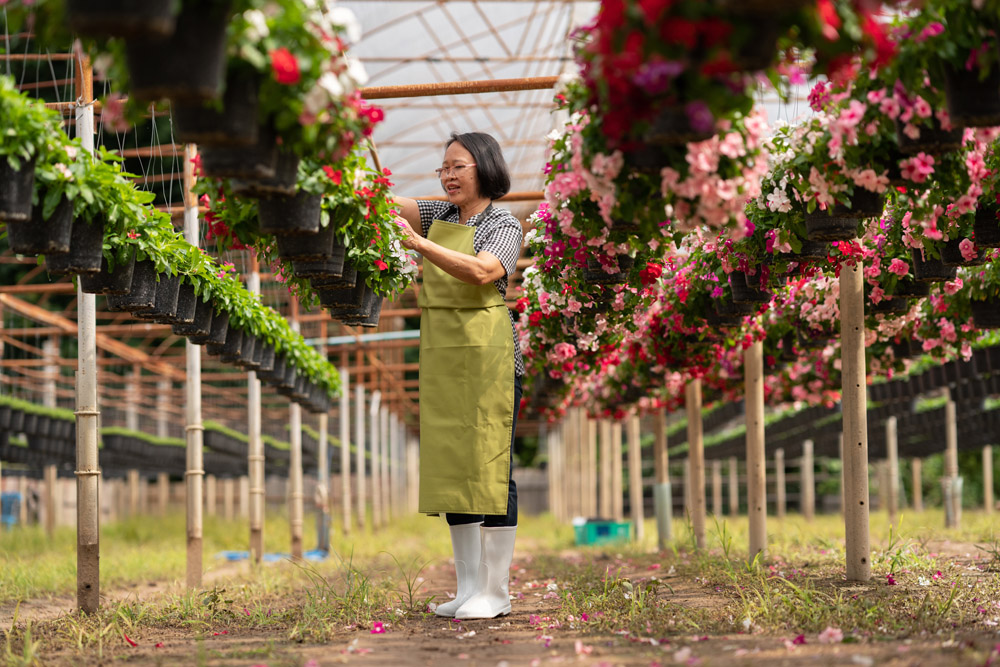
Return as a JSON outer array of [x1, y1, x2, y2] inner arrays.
[[686, 380, 706, 550], [44, 464, 57, 537], [223, 478, 234, 521], [239, 476, 249, 519], [563, 409, 577, 518], [156, 379, 170, 439], [128, 469, 140, 517], [886, 416, 899, 525], [552, 423, 565, 521], [838, 433, 845, 515], [407, 431, 419, 513], [984, 446, 994, 515], [599, 420, 613, 518], [126, 366, 140, 432], [911, 458, 923, 512], [801, 440, 815, 520], [18, 475, 28, 525], [611, 421, 624, 521], [745, 340, 767, 563], [943, 397, 961, 529], [370, 391, 382, 528], [545, 424, 557, 520], [385, 410, 396, 519], [339, 368, 352, 535], [379, 406, 389, 523], [74, 52, 100, 613], [840, 259, 871, 581], [355, 384, 367, 531], [775, 448, 786, 520], [317, 412, 330, 551], [586, 416, 598, 518], [289, 401, 304, 560], [653, 408, 672, 548], [205, 475, 216, 517], [728, 456, 739, 516], [626, 415, 644, 544], [247, 271, 265, 565], [157, 472, 168, 516], [712, 460, 722, 517]]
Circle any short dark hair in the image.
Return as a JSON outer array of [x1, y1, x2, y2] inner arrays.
[[446, 131, 511, 201]]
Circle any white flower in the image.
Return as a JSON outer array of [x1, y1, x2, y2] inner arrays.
[[64, 145, 78, 160], [317, 71, 345, 100], [54, 163, 73, 180], [329, 6, 362, 43], [243, 9, 269, 41], [343, 56, 369, 88], [302, 84, 330, 117]]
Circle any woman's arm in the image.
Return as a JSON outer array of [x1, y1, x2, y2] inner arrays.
[[395, 215, 505, 286], [393, 196, 421, 228]]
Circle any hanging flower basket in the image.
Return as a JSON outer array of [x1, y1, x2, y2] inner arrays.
[[124, 0, 232, 102], [172, 297, 214, 337], [66, 0, 176, 39], [911, 248, 957, 282], [707, 299, 755, 327], [645, 107, 714, 147], [106, 259, 158, 312], [776, 240, 828, 263], [729, 271, 771, 304], [172, 69, 259, 147], [891, 339, 914, 359], [972, 298, 1000, 329], [256, 344, 276, 374], [311, 258, 356, 288], [327, 282, 378, 320], [45, 216, 105, 277], [796, 328, 831, 350], [213, 325, 244, 361], [277, 220, 338, 262], [871, 296, 910, 315], [79, 250, 136, 295], [189, 309, 229, 345], [779, 331, 796, 362], [257, 354, 286, 385], [943, 60, 1000, 128], [583, 255, 633, 284], [804, 214, 859, 241], [293, 243, 347, 278], [0, 156, 36, 222], [231, 150, 299, 198], [340, 294, 384, 328], [895, 118, 963, 155], [304, 385, 332, 414], [7, 196, 73, 255], [199, 124, 277, 180], [894, 278, 930, 298], [163, 281, 198, 326], [277, 363, 298, 392], [940, 238, 987, 267], [257, 191, 321, 236], [974, 204, 1000, 248], [134, 273, 180, 322], [236, 333, 259, 370]]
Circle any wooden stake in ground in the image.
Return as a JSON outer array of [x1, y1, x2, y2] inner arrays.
[[157, 472, 168, 516], [599, 420, 613, 519], [886, 416, 899, 525], [223, 478, 234, 521], [838, 433, 845, 515], [247, 268, 265, 564], [775, 448, 786, 520], [239, 476, 249, 519], [381, 407, 391, 522], [340, 369, 352, 535], [745, 340, 766, 563], [44, 464, 57, 538], [356, 384, 367, 530], [728, 456, 739, 516], [611, 421, 624, 521], [653, 408, 672, 548], [586, 416, 598, 518], [912, 458, 923, 512], [370, 391, 382, 528], [685, 380, 706, 549], [801, 440, 815, 521], [74, 53, 100, 612], [712, 460, 722, 517], [289, 400, 304, 560], [626, 415, 644, 544], [840, 259, 871, 582], [943, 395, 962, 529], [205, 474, 216, 517], [984, 446, 994, 514]]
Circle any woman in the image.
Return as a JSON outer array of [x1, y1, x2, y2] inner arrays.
[[394, 131, 524, 620]]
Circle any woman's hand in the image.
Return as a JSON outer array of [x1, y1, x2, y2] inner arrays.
[[394, 215, 422, 250]]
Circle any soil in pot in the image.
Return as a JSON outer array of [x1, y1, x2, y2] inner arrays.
[[895, 117, 963, 155], [944, 61, 1000, 128], [911, 249, 957, 283], [134, 273, 180, 321], [173, 297, 214, 337], [0, 155, 36, 222], [173, 68, 259, 146], [941, 238, 986, 267], [124, 0, 232, 103], [7, 196, 74, 255], [974, 203, 1000, 248], [192, 309, 230, 346], [45, 215, 105, 276], [231, 149, 299, 198], [583, 255, 633, 284], [972, 299, 1000, 329], [162, 280, 197, 325], [258, 190, 321, 236], [79, 250, 136, 295], [277, 219, 337, 262], [106, 259, 158, 311]]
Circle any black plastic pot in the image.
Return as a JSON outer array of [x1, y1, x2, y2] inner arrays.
[[323, 279, 368, 313], [895, 117, 963, 155], [941, 238, 986, 267], [237, 333, 258, 370], [258, 354, 286, 384], [583, 255, 633, 284], [340, 293, 383, 328], [290, 376, 311, 402], [8, 410, 24, 434], [804, 215, 860, 242], [7, 195, 74, 255], [0, 405, 10, 430], [797, 328, 831, 350], [258, 191, 321, 236], [706, 299, 751, 327], [293, 243, 347, 278], [944, 60, 1000, 127], [911, 248, 957, 283], [277, 363, 298, 392], [972, 299, 1000, 329], [172, 68, 259, 146], [312, 260, 357, 289], [192, 309, 229, 346], [303, 386, 331, 414], [0, 155, 36, 222], [974, 203, 1000, 248], [894, 279, 930, 298], [199, 123, 278, 180], [134, 273, 180, 321], [124, 0, 232, 102], [779, 331, 796, 362], [729, 271, 771, 304], [776, 240, 828, 263], [644, 107, 714, 147], [172, 296, 214, 337], [891, 339, 913, 360], [231, 149, 299, 198], [106, 259, 158, 311], [164, 281, 198, 325], [45, 216, 105, 276], [79, 250, 136, 295], [66, 0, 176, 39], [277, 220, 339, 262], [216, 326, 244, 362], [256, 344, 276, 374], [871, 296, 910, 315]]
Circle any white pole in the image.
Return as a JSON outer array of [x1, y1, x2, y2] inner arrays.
[[205, 474, 216, 517], [339, 369, 351, 535], [380, 407, 390, 522], [239, 475, 249, 519], [388, 412, 399, 518], [289, 400, 304, 560], [356, 384, 367, 531], [712, 460, 722, 517], [745, 340, 767, 563], [247, 268, 264, 564], [886, 416, 899, 525], [626, 415, 644, 544], [370, 391, 382, 528], [599, 419, 613, 519], [156, 379, 169, 438], [801, 440, 815, 521], [912, 458, 923, 512], [840, 259, 871, 581], [653, 408, 672, 548], [407, 431, 419, 513], [685, 380, 706, 550]]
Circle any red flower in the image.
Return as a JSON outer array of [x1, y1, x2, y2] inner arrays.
[[270, 48, 300, 85], [639, 261, 662, 287], [660, 17, 698, 50], [322, 165, 343, 184], [375, 259, 389, 271], [528, 312, 543, 327], [515, 297, 530, 313]]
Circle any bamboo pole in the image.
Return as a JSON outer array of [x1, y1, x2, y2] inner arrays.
[[840, 259, 871, 581], [944, 396, 961, 528], [985, 446, 994, 515], [626, 415, 644, 544], [74, 50, 100, 613], [157, 473, 168, 516], [247, 267, 265, 565], [386, 410, 397, 519], [381, 407, 391, 521], [44, 464, 57, 537], [728, 456, 739, 516], [611, 421, 624, 521], [775, 448, 786, 520], [801, 440, 815, 520], [356, 384, 367, 531], [340, 369, 352, 535], [289, 401, 304, 560], [745, 340, 767, 563], [712, 460, 722, 517], [360, 75, 558, 99], [912, 458, 923, 512], [653, 408, 672, 548], [239, 476, 249, 518], [599, 419, 613, 519], [886, 416, 899, 525], [685, 380, 706, 550]]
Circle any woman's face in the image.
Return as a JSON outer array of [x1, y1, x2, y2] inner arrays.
[[440, 142, 481, 207]]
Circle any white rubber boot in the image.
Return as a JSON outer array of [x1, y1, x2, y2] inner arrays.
[[434, 522, 483, 617], [454, 526, 516, 620]]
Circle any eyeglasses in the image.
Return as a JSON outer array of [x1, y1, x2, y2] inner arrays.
[[435, 163, 476, 178]]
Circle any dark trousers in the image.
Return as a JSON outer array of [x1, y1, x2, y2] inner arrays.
[[447, 375, 522, 528]]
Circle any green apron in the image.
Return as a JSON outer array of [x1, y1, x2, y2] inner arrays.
[[417, 217, 516, 515]]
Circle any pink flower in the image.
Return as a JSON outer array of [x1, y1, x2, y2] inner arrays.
[[371, 621, 386, 634], [792, 634, 806, 645], [959, 238, 978, 262], [886, 573, 897, 585], [270, 47, 301, 85], [818, 627, 843, 644], [887, 259, 909, 277], [944, 277, 963, 295]]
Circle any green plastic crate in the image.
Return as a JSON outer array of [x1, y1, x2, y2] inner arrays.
[[573, 520, 631, 546]]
